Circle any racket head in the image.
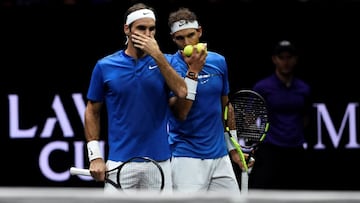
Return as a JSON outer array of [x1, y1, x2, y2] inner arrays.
[[113, 156, 165, 191], [230, 89, 269, 148]]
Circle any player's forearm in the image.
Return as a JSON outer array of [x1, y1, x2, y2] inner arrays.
[[84, 105, 101, 142], [84, 116, 100, 142], [84, 111, 103, 162], [169, 96, 193, 121], [152, 52, 187, 98]]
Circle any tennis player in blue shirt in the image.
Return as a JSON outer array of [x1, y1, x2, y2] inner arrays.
[[250, 40, 311, 190], [166, 7, 242, 194], [83, 3, 194, 193]]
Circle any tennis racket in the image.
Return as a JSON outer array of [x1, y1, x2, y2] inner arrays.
[[224, 89, 269, 194], [70, 156, 165, 192]]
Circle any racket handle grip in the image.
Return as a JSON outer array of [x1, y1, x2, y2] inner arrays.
[[241, 171, 249, 194], [70, 167, 91, 176]]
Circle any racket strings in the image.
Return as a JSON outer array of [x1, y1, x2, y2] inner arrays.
[[118, 158, 164, 191], [232, 93, 268, 143]]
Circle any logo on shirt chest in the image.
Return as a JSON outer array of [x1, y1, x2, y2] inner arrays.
[[149, 65, 158, 70]]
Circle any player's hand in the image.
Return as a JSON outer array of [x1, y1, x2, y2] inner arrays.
[[89, 158, 107, 182], [229, 149, 246, 171], [131, 32, 161, 56], [182, 44, 207, 74], [230, 150, 255, 171]]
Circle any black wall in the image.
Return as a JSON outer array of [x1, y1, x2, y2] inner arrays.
[[1, 0, 360, 190]]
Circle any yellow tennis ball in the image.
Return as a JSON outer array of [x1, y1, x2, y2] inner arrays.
[[196, 43, 207, 53], [183, 44, 193, 57]]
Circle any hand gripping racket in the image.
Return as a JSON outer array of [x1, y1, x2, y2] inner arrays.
[[70, 156, 165, 192], [224, 89, 269, 194]]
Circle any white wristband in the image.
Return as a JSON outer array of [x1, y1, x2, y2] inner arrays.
[[184, 77, 198, 100], [224, 131, 235, 152], [224, 130, 238, 152], [230, 130, 238, 142], [87, 140, 102, 162]]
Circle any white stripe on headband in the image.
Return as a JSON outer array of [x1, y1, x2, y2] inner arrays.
[[170, 20, 199, 34], [126, 9, 156, 25]]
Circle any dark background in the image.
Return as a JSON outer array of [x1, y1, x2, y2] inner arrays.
[[1, 0, 360, 190]]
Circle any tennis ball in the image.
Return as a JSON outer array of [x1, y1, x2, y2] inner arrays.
[[196, 43, 207, 53], [183, 44, 193, 57]]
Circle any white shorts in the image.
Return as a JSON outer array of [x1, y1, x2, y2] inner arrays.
[[171, 155, 240, 194]]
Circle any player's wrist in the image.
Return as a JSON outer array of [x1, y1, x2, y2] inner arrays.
[[184, 76, 198, 100], [224, 130, 238, 152], [186, 71, 198, 81], [229, 130, 238, 141], [224, 131, 236, 152], [87, 140, 103, 162]]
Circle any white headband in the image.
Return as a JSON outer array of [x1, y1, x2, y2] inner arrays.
[[126, 9, 156, 25], [170, 20, 199, 34]]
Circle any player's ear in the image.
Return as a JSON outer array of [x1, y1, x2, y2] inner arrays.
[[124, 24, 130, 35], [197, 26, 203, 37]]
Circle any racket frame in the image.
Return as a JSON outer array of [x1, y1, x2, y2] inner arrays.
[[224, 89, 270, 194], [70, 156, 165, 191]]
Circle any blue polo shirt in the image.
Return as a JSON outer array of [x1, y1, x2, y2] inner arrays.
[[87, 50, 172, 162], [168, 50, 230, 159], [253, 73, 311, 148]]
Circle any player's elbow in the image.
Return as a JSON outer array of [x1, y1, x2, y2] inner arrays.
[[176, 112, 188, 121], [170, 108, 188, 121], [170, 107, 188, 121]]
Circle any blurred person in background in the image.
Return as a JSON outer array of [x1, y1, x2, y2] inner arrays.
[[249, 40, 312, 190]]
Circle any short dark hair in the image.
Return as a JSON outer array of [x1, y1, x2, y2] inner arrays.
[[168, 7, 198, 28]]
